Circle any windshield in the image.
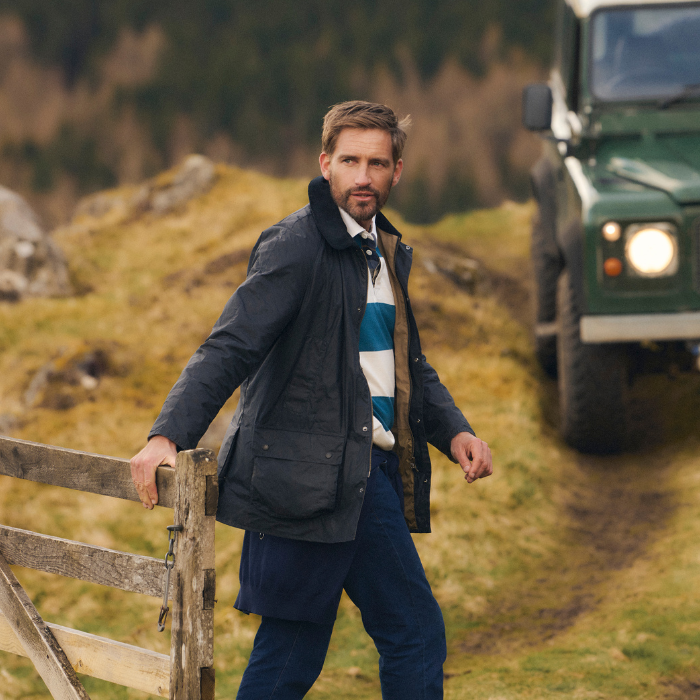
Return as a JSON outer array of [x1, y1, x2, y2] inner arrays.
[[590, 4, 700, 102]]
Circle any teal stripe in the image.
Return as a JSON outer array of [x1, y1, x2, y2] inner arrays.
[[359, 304, 395, 352], [372, 396, 395, 432]]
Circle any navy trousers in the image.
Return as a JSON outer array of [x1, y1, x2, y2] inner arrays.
[[235, 449, 446, 699]]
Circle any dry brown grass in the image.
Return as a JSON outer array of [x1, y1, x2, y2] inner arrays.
[[2, 166, 700, 699]]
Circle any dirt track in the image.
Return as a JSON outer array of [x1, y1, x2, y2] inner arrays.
[[419, 234, 700, 667], [458, 447, 676, 656]]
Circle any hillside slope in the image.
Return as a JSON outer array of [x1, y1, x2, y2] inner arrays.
[[1, 165, 700, 699]]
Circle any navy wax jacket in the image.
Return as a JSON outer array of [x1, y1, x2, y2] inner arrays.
[[150, 176, 473, 542]]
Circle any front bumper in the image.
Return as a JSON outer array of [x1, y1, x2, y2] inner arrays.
[[580, 312, 700, 343]]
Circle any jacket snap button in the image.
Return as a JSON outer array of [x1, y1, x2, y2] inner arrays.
[[362, 426, 368, 432], [414, 357, 419, 362], [262, 444, 269, 450], [325, 452, 332, 459], [359, 487, 364, 493], [416, 419, 421, 423]]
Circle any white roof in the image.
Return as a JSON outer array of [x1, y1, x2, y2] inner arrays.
[[567, 0, 699, 18]]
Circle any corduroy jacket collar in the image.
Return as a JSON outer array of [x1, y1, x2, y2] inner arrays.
[[308, 175, 403, 250]]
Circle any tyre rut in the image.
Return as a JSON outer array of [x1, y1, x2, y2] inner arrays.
[[459, 451, 676, 655]]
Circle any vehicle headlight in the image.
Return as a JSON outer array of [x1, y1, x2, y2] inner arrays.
[[625, 224, 678, 277]]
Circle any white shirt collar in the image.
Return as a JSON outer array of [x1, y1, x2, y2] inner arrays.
[[338, 206, 376, 242]]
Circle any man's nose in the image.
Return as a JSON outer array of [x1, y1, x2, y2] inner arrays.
[[355, 167, 371, 187]]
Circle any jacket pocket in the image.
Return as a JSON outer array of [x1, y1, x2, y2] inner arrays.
[[251, 427, 345, 520]]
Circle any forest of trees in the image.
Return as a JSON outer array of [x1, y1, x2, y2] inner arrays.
[[0, 0, 555, 223]]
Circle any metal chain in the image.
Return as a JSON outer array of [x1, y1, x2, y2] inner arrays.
[[157, 524, 183, 631]]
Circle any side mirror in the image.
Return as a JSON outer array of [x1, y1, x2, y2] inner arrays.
[[522, 84, 553, 131]]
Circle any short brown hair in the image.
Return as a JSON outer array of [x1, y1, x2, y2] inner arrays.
[[322, 101, 411, 164]]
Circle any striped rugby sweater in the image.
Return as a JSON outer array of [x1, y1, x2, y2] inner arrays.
[[338, 207, 396, 450]]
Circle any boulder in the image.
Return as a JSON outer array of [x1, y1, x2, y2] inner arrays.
[[149, 154, 217, 215], [74, 154, 218, 222], [0, 187, 72, 301]]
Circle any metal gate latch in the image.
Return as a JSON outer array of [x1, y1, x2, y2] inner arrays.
[[158, 524, 183, 631]]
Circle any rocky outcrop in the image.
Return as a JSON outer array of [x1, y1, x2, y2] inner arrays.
[[74, 154, 218, 222], [146, 154, 217, 215], [0, 187, 72, 301]]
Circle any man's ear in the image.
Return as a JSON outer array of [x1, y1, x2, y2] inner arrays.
[[392, 159, 404, 187], [319, 152, 331, 181]]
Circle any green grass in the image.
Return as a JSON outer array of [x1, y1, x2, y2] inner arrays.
[[1, 165, 700, 698]]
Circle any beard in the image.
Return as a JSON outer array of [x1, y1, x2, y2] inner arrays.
[[329, 177, 392, 225]]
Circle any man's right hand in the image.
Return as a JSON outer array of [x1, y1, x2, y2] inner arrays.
[[130, 435, 177, 509]]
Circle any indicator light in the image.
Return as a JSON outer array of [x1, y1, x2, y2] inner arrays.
[[603, 257, 623, 276], [602, 222, 621, 241]]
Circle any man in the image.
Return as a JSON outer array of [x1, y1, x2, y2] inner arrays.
[[131, 100, 492, 699]]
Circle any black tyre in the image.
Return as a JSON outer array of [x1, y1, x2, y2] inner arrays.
[[557, 270, 629, 453], [530, 160, 561, 377], [532, 207, 560, 377]]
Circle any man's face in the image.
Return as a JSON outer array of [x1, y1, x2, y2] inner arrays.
[[319, 128, 403, 229]]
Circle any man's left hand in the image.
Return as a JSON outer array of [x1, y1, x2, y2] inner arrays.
[[451, 432, 492, 483]]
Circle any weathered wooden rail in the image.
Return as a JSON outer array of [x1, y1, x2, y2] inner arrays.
[[0, 436, 217, 699]]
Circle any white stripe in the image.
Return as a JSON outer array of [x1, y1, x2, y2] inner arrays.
[[372, 416, 395, 449], [360, 349, 395, 399]]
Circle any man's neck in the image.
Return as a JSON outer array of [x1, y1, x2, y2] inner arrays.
[[338, 206, 376, 239]]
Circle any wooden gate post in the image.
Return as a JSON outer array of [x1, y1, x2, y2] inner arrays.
[[169, 449, 218, 700]]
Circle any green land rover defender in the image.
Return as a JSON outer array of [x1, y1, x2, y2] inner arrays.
[[523, 0, 700, 453]]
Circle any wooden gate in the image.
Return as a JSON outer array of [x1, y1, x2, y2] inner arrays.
[[0, 436, 217, 699]]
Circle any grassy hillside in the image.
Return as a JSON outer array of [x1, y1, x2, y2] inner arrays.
[[1, 164, 700, 699]]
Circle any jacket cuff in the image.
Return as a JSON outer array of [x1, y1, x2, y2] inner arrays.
[[147, 425, 187, 452], [437, 418, 475, 463]]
